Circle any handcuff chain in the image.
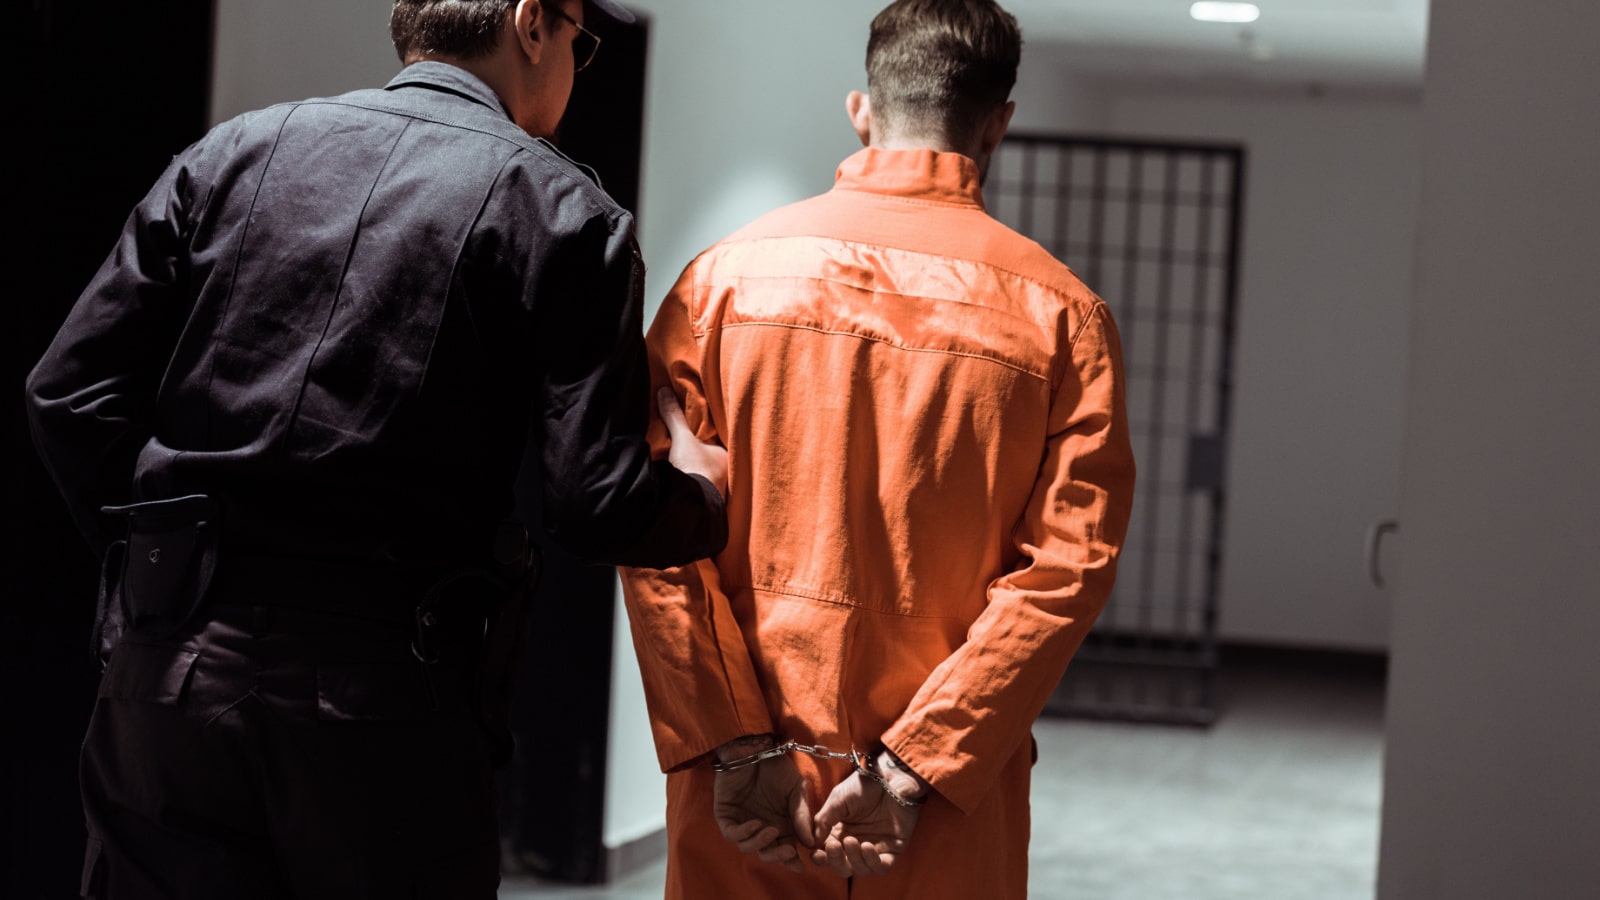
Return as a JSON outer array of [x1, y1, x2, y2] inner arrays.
[[710, 740, 860, 772], [710, 741, 928, 806], [789, 743, 860, 764]]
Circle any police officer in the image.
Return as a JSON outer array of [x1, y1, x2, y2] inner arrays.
[[24, 1, 727, 896]]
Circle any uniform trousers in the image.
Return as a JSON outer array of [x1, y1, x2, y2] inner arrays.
[[78, 602, 499, 899]]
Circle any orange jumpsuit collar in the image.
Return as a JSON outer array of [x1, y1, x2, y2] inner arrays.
[[833, 146, 987, 210]]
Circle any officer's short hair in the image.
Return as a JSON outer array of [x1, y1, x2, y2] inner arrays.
[[390, 0, 519, 63], [866, 0, 1023, 140]]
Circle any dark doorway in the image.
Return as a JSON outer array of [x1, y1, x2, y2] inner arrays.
[[7, 4, 217, 898], [497, 10, 653, 885]]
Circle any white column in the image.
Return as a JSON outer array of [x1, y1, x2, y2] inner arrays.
[[1377, 1, 1600, 896]]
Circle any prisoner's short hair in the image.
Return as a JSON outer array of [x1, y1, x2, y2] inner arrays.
[[866, 0, 1022, 140], [390, 0, 519, 63]]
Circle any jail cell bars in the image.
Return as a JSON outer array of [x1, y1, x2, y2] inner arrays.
[[988, 135, 1245, 725]]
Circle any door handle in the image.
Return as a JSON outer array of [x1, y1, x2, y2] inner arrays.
[[1365, 518, 1399, 588]]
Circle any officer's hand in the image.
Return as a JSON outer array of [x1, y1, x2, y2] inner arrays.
[[658, 387, 728, 498], [810, 756, 925, 878], [713, 739, 814, 873]]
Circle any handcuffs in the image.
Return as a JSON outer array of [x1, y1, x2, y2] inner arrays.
[[711, 740, 928, 808]]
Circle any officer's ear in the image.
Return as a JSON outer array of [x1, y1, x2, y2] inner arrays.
[[513, 0, 546, 66]]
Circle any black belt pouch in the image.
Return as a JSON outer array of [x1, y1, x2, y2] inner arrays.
[[99, 494, 222, 645]]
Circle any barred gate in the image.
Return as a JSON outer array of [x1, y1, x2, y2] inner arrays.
[[987, 135, 1245, 726]]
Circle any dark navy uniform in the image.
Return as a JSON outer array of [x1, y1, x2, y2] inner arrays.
[[24, 62, 727, 898]]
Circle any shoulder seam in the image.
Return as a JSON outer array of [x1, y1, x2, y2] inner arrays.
[[706, 232, 1094, 307], [1068, 300, 1109, 351], [704, 319, 1051, 381], [293, 97, 622, 224]]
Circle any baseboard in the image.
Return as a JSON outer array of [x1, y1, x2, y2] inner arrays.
[[604, 826, 667, 882], [1219, 640, 1389, 678]]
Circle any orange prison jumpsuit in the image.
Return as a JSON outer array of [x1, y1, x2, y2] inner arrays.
[[620, 147, 1136, 899]]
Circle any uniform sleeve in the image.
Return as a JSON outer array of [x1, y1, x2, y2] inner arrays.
[[533, 211, 727, 568], [24, 151, 199, 557], [881, 302, 1136, 814], [617, 267, 772, 771]]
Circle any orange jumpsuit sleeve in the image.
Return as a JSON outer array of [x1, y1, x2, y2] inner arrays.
[[881, 302, 1136, 815], [618, 266, 773, 772]]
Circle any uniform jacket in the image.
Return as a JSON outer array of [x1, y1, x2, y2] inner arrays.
[[620, 146, 1135, 898], [25, 62, 724, 570]]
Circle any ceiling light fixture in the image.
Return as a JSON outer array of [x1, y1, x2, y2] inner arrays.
[[1190, 2, 1261, 24]]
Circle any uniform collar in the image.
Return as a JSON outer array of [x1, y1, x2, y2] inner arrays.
[[384, 61, 512, 119], [832, 146, 986, 210]]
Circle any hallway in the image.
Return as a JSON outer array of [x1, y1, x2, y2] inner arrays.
[[503, 653, 1385, 899]]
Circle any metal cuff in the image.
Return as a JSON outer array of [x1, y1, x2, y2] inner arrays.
[[857, 754, 928, 807], [710, 740, 797, 772]]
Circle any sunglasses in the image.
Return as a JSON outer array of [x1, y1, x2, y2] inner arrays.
[[550, 6, 601, 73]]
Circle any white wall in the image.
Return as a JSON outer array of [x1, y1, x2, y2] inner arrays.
[[1008, 47, 1111, 135], [1008, 56, 1427, 652], [625, 1, 872, 313], [602, 582, 661, 849], [1098, 89, 1423, 651], [1377, 0, 1600, 895], [211, 0, 399, 124]]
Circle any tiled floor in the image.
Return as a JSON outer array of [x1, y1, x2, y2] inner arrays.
[[502, 655, 1385, 899]]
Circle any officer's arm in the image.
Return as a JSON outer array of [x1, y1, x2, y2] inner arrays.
[[24, 152, 197, 556], [532, 209, 728, 568]]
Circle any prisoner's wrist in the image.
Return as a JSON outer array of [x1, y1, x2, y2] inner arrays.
[[876, 749, 930, 801]]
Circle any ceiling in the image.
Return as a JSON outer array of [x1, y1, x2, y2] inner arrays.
[[1004, 0, 1431, 94]]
